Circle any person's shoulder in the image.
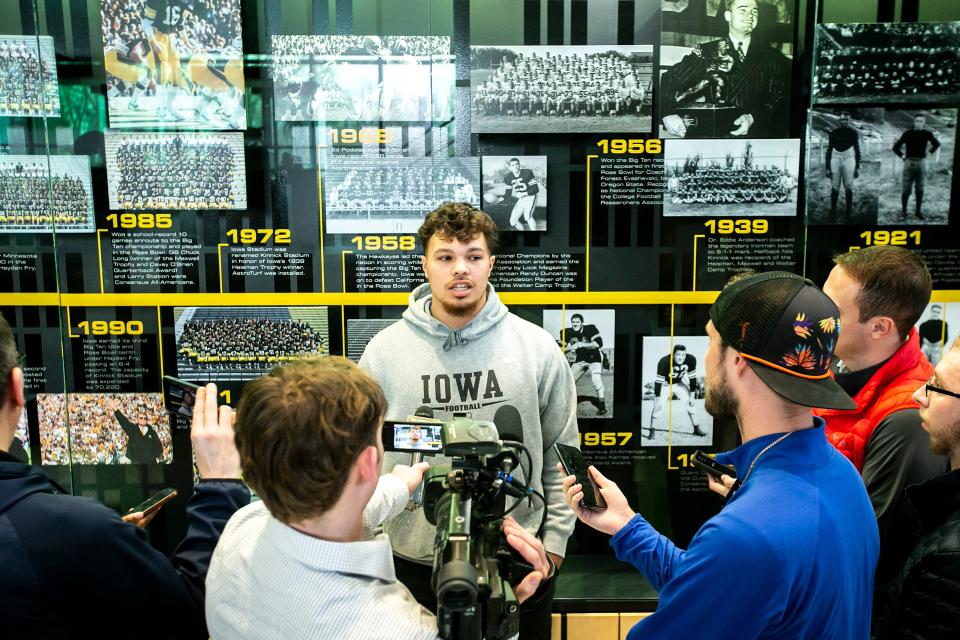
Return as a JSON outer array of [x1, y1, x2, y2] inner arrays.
[[220, 500, 271, 545], [502, 312, 555, 345]]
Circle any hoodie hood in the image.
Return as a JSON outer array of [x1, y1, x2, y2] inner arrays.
[[0, 458, 55, 515], [402, 283, 509, 351]]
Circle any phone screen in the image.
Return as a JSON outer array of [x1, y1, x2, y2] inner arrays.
[[129, 487, 177, 515], [383, 421, 443, 453], [163, 376, 199, 418]]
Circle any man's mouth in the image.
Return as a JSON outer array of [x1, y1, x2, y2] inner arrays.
[[450, 281, 473, 297]]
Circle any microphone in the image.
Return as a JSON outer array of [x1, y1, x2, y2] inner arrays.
[[493, 405, 523, 444]]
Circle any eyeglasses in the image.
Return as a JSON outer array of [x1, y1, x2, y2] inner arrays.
[[925, 379, 960, 401]]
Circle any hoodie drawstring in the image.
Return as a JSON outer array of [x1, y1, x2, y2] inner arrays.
[[442, 330, 468, 351]]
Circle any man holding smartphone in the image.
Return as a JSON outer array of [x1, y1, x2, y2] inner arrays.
[[561, 273, 878, 638], [0, 312, 250, 638]]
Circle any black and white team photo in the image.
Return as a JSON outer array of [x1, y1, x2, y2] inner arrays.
[[0, 35, 60, 117], [641, 336, 713, 447], [660, 0, 793, 138], [806, 108, 883, 225], [174, 307, 329, 382], [100, 0, 246, 129], [322, 155, 480, 234], [664, 138, 799, 217], [543, 309, 615, 419], [0, 156, 95, 233], [470, 45, 653, 134], [271, 35, 454, 122], [481, 156, 548, 231], [814, 22, 960, 104], [105, 132, 247, 209]]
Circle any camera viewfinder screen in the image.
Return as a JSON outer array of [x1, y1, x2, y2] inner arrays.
[[393, 423, 442, 451]]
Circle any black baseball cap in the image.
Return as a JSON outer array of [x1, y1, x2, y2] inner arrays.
[[709, 271, 856, 411]]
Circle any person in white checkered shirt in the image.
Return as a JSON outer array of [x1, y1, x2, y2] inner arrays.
[[205, 357, 553, 639]]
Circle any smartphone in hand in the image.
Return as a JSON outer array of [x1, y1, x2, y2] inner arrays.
[[128, 487, 177, 517], [555, 442, 606, 510]]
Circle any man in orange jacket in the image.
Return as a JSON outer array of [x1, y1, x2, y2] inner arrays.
[[819, 245, 947, 623]]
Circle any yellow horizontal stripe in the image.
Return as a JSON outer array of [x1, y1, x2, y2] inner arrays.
[[2, 290, 960, 307]]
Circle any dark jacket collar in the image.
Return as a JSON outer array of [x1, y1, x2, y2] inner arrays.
[[0, 455, 57, 514], [906, 469, 960, 534]]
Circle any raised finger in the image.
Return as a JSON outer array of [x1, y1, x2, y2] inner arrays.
[[191, 385, 205, 431], [204, 383, 218, 429]]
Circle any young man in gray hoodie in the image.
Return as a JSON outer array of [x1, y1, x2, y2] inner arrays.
[[359, 202, 579, 639]]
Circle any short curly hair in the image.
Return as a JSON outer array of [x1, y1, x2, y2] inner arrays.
[[418, 202, 499, 254], [233, 357, 386, 523]]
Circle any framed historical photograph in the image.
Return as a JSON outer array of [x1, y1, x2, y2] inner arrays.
[[174, 306, 329, 382], [271, 35, 453, 123], [470, 45, 653, 134], [542, 309, 615, 419], [663, 138, 800, 217], [481, 156, 548, 231], [105, 132, 247, 210], [100, 0, 246, 129], [0, 155, 95, 233], [805, 108, 883, 225], [0, 35, 60, 117], [322, 155, 480, 234], [878, 108, 955, 226], [660, 0, 795, 139], [38, 393, 172, 465], [915, 302, 957, 367], [640, 336, 713, 447], [346, 318, 399, 362], [814, 22, 960, 105], [10, 410, 30, 464]]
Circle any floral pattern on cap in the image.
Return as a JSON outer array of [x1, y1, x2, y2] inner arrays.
[[781, 312, 841, 374]]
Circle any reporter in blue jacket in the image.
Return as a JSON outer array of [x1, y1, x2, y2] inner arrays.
[[562, 272, 879, 639], [0, 313, 250, 639]]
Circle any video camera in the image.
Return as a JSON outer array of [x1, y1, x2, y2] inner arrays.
[[384, 416, 547, 640]]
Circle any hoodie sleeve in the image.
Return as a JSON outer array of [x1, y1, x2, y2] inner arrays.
[[538, 343, 580, 558]]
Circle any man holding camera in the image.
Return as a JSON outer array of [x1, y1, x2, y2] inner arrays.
[[360, 203, 579, 639], [205, 357, 552, 639], [562, 272, 878, 638]]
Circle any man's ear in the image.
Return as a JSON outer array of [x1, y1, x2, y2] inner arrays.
[[9, 367, 24, 409], [489, 255, 495, 272], [354, 445, 379, 484], [421, 254, 427, 275], [868, 316, 897, 341]]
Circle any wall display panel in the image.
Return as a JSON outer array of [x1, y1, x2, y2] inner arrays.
[[543, 309, 616, 419], [322, 155, 480, 234], [663, 138, 800, 216], [271, 35, 454, 123], [7, 0, 960, 613], [100, 0, 247, 130], [38, 392, 172, 465], [174, 306, 329, 382], [481, 155, 548, 231], [639, 336, 714, 447], [660, 0, 794, 138], [104, 132, 247, 210], [813, 23, 960, 104], [470, 45, 654, 134], [0, 155, 95, 233], [0, 34, 60, 118]]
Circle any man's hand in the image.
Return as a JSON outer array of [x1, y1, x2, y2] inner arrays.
[[706, 473, 736, 498], [122, 510, 158, 529], [391, 461, 430, 496], [559, 464, 635, 536], [662, 114, 687, 137], [502, 517, 552, 604], [729, 113, 754, 136], [854, 167, 860, 178], [191, 383, 242, 480]]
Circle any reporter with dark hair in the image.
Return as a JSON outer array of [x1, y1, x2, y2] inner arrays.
[[205, 357, 552, 639], [0, 312, 250, 638]]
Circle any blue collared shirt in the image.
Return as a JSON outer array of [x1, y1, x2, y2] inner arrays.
[[612, 418, 879, 639]]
